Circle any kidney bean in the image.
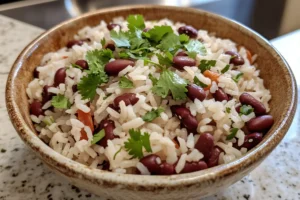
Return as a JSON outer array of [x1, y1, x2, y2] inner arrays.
[[207, 147, 222, 168], [239, 93, 266, 115], [66, 40, 83, 48], [139, 154, 161, 174], [42, 85, 54, 104], [225, 51, 245, 66], [114, 93, 139, 107], [173, 56, 196, 70], [75, 60, 89, 70], [107, 23, 121, 30], [54, 68, 66, 87], [171, 105, 191, 119], [105, 43, 115, 51], [101, 160, 110, 170], [176, 51, 188, 56], [181, 161, 208, 174], [72, 85, 78, 93], [158, 162, 176, 175], [241, 132, 263, 150], [105, 59, 134, 76], [195, 133, 214, 161], [235, 105, 241, 113], [187, 84, 206, 101], [246, 115, 274, 132], [213, 88, 229, 102], [181, 114, 198, 133], [33, 68, 39, 78], [143, 28, 151, 32], [178, 25, 198, 38], [30, 100, 44, 117], [97, 119, 116, 148]]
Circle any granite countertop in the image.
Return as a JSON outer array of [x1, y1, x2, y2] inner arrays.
[[0, 15, 299, 200]]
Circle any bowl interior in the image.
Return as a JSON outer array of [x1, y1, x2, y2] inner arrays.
[[6, 5, 297, 187]]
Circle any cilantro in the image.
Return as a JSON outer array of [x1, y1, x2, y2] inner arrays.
[[100, 38, 106, 47], [184, 39, 207, 57], [144, 59, 164, 69], [225, 107, 231, 113], [119, 76, 134, 89], [142, 107, 164, 122], [156, 52, 173, 66], [71, 63, 83, 69], [232, 72, 244, 83], [157, 33, 181, 52], [119, 51, 130, 59], [113, 147, 123, 160], [91, 129, 105, 145], [199, 60, 217, 73], [194, 76, 208, 88], [124, 129, 152, 159], [78, 74, 102, 100], [179, 34, 189, 43], [148, 74, 158, 85], [226, 128, 239, 140], [152, 70, 187, 100], [143, 25, 173, 43], [127, 15, 145, 31], [239, 105, 254, 115], [51, 94, 71, 109], [221, 64, 230, 74], [110, 30, 131, 48], [86, 49, 112, 74]]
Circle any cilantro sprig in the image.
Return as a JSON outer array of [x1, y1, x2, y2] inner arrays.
[[119, 77, 134, 89], [51, 94, 71, 109], [91, 129, 105, 145], [142, 107, 164, 122], [199, 60, 216, 73], [232, 72, 244, 83], [239, 105, 254, 115], [184, 39, 207, 58]]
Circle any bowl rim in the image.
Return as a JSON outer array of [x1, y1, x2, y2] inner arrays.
[[5, 4, 297, 188]]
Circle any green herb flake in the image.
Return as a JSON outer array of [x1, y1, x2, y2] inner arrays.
[[110, 30, 131, 48], [184, 39, 207, 57], [113, 147, 123, 160], [51, 94, 71, 109], [143, 25, 173, 43], [232, 72, 244, 83], [142, 107, 164, 122], [221, 64, 230, 74], [100, 37, 106, 47], [119, 76, 134, 89], [91, 129, 105, 145], [225, 107, 231, 114], [193, 76, 208, 88], [179, 34, 189, 43], [152, 70, 188, 100], [71, 63, 83, 69], [199, 60, 217, 73], [124, 129, 152, 159], [239, 105, 254, 115], [226, 128, 239, 140], [156, 52, 173, 67]]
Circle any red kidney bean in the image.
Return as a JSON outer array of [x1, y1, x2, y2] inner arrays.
[[139, 154, 161, 174], [75, 60, 89, 70], [171, 105, 191, 119], [66, 40, 84, 48], [225, 51, 245, 66], [33, 68, 39, 78], [173, 56, 196, 70], [54, 68, 66, 87], [171, 105, 198, 133], [101, 160, 110, 170], [181, 161, 208, 174], [107, 23, 121, 30], [246, 115, 274, 132], [30, 100, 44, 117], [105, 59, 134, 76], [213, 88, 229, 102], [178, 25, 198, 38], [143, 28, 151, 32], [176, 51, 188, 56], [114, 93, 139, 107], [241, 132, 263, 150], [207, 147, 222, 168], [108, 103, 118, 111], [72, 85, 78, 93], [158, 162, 176, 175], [97, 119, 116, 148], [105, 43, 116, 51], [239, 93, 266, 115], [42, 85, 54, 104], [195, 133, 214, 161], [187, 84, 206, 101]]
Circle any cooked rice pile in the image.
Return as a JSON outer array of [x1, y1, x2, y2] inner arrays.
[[26, 16, 272, 175]]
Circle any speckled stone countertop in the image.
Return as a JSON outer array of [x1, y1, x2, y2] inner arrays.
[[0, 15, 299, 200]]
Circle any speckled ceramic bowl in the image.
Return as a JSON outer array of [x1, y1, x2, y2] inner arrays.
[[5, 5, 297, 200]]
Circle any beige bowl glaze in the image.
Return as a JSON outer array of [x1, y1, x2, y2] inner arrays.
[[5, 5, 297, 200]]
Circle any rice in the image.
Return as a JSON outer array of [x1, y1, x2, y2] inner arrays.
[[27, 15, 272, 175]]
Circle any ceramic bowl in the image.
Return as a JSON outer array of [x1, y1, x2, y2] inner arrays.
[[5, 5, 297, 200]]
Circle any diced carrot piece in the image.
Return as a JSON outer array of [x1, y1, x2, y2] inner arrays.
[[78, 109, 94, 140], [172, 139, 180, 149], [246, 49, 252, 64], [203, 70, 220, 82]]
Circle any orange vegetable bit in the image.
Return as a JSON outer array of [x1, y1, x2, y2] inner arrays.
[[246, 49, 252, 64], [203, 70, 220, 90], [172, 138, 180, 149], [78, 109, 94, 140]]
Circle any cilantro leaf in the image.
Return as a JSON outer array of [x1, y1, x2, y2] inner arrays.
[[179, 34, 189, 43], [149, 74, 158, 85], [78, 74, 102, 100], [184, 39, 207, 57], [110, 30, 131, 48], [100, 38, 106, 47], [144, 25, 173, 43], [119, 51, 130, 59], [152, 70, 187, 100], [221, 64, 230, 74], [51, 94, 71, 109], [194, 76, 208, 88], [86, 49, 112, 74], [225, 107, 231, 113], [91, 129, 105, 145], [199, 60, 216, 73], [71, 63, 83, 69], [142, 107, 164, 122], [127, 14, 145, 31], [157, 33, 181, 52], [226, 128, 239, 140], [156, 52, 173, 66], [239, 105, 254, 115], [119, 76, 134, 89], [124, 129, 152, 159], [232, 72, 244, 83]]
